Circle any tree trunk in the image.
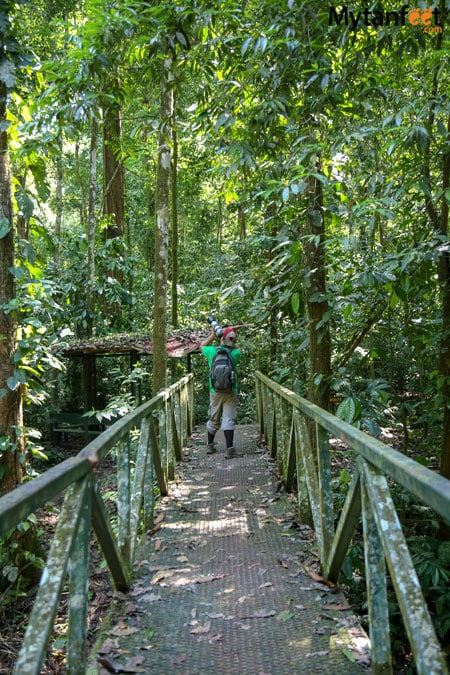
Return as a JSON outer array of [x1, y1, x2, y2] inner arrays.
[[86, 115, 98, 339], [238, 204, 246, 240], [0, 78, 23, 495], [438, 113, 450, 480], [171, 99, 178, 331], [303, 173, 331, 410], [217, 196, 223, 247], [152, 44, 173, 394], [421, 9, 450, 480], [102, 99, 125, 240], [54, 118, 63, 277], [170, 102, 178, 380], [266, 201, 278, 370], [102, 99, 125, 324]]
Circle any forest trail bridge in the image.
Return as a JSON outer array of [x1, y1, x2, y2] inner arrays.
[[92, 425, 369, 674], [0, 372, 449, 674]]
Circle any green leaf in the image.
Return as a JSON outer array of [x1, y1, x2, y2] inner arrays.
[[445, 188, 450, 205], [291, 292, 300, 315], [341, 648, 356, 663], [31, 447, 49, 461], [336, 397, 356, 424], [4, 565, 19, 583], [7, 375, 21, 391], [241, 37, 251, 56], [0, 218, 12, 239], [277, 610, 295, 622], [362, 418, 381, 436]]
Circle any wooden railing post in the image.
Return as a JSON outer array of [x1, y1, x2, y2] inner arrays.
[[117, 436, 131, 563], [67, 474, 92, 675]]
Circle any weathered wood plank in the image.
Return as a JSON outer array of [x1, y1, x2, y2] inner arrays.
[[14, 479, 89, 675]]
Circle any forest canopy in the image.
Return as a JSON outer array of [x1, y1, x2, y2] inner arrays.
[[0, 0, 449, 492]]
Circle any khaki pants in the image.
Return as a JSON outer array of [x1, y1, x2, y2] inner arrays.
[[206, 391, 238, 433]]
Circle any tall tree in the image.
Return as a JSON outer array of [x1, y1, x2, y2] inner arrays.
[[152, 39, 173, 394], [0, 4, 24, 495], [303, 171, 331, 409]]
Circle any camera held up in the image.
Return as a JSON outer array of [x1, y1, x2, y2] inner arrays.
[[207, 316, 224, 338]]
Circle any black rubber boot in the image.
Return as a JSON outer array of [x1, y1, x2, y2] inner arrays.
[[224, 430, 235, 458], [207, 431, 216, 454]]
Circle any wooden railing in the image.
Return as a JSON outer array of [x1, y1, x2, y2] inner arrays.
[[0, 373, 194, 675], [255, 370, 450, 675]]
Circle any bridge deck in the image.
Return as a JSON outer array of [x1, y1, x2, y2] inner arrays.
[[92, 425, 370, 674]]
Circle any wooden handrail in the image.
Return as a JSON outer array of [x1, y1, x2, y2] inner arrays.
[[0, 373, 194, 675], [255, 370, 450, 675]]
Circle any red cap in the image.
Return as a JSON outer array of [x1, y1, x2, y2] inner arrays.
[[222, 327, 237, 345]]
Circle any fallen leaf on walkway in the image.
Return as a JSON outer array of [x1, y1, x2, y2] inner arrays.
[[154, 539, 162, 551], [128, 586, 147, 597], [125, 656, 145, 669], [323, 603, 350, 611], [139, 593, 162, 603], [278, 558, 289, 568], [173, 654, 188, 665], [193, 574, 226, 584], [110, 621, 138, 637], [239, 609, 277, 619], [305, 650, 330, 658], [97, 638, 120, 655], [154, 512, 165, 524], [151, 569, 175, 584], [97, 656, 122, 673], [209, 633, 223, 643], [97, 655, 145, 673], [190, 620, 211, 635], [176, 555, 189, 563], [147, 523, 162, 536], [276, 610, 295, 622], [124, 603, 139, 614], [308, 571, 336, 588]]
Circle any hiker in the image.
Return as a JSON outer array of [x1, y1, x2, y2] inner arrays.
[[200, 326, 241, 458]]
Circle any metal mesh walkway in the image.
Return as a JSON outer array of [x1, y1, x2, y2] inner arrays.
[[93, 425, 370, 674]]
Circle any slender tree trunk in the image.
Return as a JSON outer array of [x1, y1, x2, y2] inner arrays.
[[86, 116, 98, 339], [0, 78, 23, 495], [238, 204, 246, 240], [74, 141, 87, 228], [303, 173, 331, 410], [102, 100, 125, 240], [438, 112, 450, 480], [421, 9, 450, 480], [54, 118, 63, 277], [171, 98, 178, 331], [170, 100, 178, 379], [16, 175, 27, 239], [217, 195, 223, 246], [153, 44, 173, 394], [265, 201, 278, 370]]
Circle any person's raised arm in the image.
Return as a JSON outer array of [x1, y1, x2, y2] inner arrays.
[[199, 328, 216, 348]]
